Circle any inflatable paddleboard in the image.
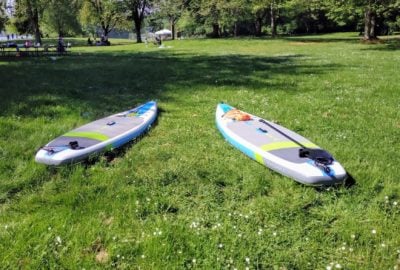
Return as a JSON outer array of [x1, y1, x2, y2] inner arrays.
[[36, 101, 157, 165], [216, 103, 347, 185]]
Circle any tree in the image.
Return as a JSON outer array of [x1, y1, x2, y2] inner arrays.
[[13, 0, 45, 44], [326, 0, 399, 40], [81, 0, 126, 37], [42, 0, 81, 36], [0, 0, 8, 31], [156, 0, 189, 39], [124, 0, 152, 43]]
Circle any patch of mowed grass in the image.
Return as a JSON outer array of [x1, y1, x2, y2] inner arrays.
[[0, 34, 400, 269]]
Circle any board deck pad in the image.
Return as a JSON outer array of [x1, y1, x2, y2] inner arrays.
[[48, 117, 144, 148]]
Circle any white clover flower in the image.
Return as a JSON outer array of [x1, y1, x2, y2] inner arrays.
[[272, 232, 277, 236], [245, 257, 250, 264], [394, 201, 398, 206], [141, 254, 145, 259], [371, 229, 377, 234], [218, 243, 223, 248], [351, 234, 356, 239], [335, 263, 342, 269], [326, 266, 332, 270], [192, 258, 196, 263], [55, 236, 62, 244], [381, 243, 386, 247]]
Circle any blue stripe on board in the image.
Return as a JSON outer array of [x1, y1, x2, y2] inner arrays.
[[136, 101, 156, 115], [111, 111, 157, 148], [219, 103, 234, 113], [216, 119, 256, 161], [306, 160, 336, 177]]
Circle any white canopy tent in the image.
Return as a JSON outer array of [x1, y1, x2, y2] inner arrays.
[[155, 29, 172, 39]]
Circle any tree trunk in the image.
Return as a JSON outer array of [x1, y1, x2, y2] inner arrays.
[[370, 12, 376, 39], [134, 19, 142, 43], [32, 8, 41, 44], [255, 17, 262, 37], [363, 8, 378, 40], [270, 2, 276, 38], [364, 8, 372, 40], [171, 20, 175, 40], [212, 23, 219, 38], [234, 22, 238, 37]]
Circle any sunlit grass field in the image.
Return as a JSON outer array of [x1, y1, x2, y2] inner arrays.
[[0, 33, 399, 269]]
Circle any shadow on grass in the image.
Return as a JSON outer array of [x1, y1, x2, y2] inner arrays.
[[360, 38, 400, 51], [0, 50, 342, 200], [282, 35, 361, 44], [0, 50, 340, 117]]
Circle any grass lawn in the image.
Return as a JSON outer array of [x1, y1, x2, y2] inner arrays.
[[0, 33, 400, 269]]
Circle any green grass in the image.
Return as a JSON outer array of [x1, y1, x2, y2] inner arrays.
[[1, 33, 400, 269]]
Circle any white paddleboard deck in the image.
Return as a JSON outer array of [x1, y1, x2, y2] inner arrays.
[[216, 103, 347, 186]]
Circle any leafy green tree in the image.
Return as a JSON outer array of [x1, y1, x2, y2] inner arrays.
[[13, 0, 45, 43], [124, 0, 153, 43], [81, 0, 126, 37], [155, 0, 189, 39], [0, 0, 8, 31], [42, 0, 81, 36], [199, 0, 222, 37], [326, 0, 400, 39]]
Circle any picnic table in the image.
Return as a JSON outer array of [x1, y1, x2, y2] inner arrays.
[[0, 43, 71, 57]]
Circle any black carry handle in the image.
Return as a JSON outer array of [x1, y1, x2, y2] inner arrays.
[[258, 119, 334, 173]]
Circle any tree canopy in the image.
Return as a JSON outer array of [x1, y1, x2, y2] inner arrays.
[[4, 0, 400, 41]]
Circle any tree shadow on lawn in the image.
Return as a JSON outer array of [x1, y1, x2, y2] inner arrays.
[[282, 35, 362, 44], [0, 51, 342, 200], [0, 51, 341, 117], [360, 38, 400, 51]]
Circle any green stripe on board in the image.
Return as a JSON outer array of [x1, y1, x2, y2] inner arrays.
[[260, 141, 319, 152], [63, 131, 109, 142]]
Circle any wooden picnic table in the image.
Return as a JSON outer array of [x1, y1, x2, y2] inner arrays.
[[0, 43, 70, 57]]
